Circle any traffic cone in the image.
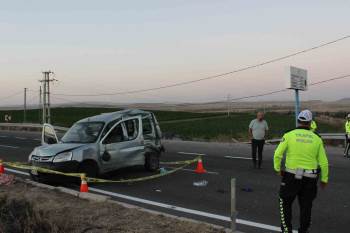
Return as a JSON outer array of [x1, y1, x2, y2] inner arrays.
[[195, 158, 207, 174], [0, 160, 5, 175], [80, 174, 88, 193]]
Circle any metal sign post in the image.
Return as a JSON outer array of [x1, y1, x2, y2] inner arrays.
[[286, 66, 308, 127], [294, 89, 300, 127], [231, 178, 237, 232]]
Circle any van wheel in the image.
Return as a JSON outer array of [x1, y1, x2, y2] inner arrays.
[[79, 161, 98, 178], [145, 153, 160, 171]]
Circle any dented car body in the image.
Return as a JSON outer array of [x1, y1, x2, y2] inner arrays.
[[28, 109, 163, 180]]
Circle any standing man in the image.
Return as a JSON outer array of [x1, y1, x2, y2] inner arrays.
[[249, 111, 269, 169], [344, 114, 350, 157], [274, 110, 329, 233]]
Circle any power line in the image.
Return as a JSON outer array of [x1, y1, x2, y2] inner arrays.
[[51, 96, 97, 106], [52, 35, 350, 97], [49, 73, 350, 107], [0, 91, 23, 102], [226, 73, 350, 103], [230, 89, 288, 102], [309, 74, 350, 86], [159, 73, 350, 106]]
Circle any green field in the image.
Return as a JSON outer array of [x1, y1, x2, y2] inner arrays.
[[161, 112, 343, 141], [0, 107, 343, 141], [0, 107, 223, 127]]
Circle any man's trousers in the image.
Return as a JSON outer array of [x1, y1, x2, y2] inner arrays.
[[251, 139, 265, 168]]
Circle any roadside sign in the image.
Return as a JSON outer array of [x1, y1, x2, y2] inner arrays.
[[287, 66, 308, 91], [4, 114, 12, 122], [286, 66, 308, 126]]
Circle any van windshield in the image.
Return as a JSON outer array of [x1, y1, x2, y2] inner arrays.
[[61, 122, 104, 143]]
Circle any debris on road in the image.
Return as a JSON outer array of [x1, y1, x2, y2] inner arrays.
[[0, 180, 225, 233], [159, 167, 167, 174], [216, 189, 228, 194], [193, 180, 208, 187], [241, 187, 253, 192]]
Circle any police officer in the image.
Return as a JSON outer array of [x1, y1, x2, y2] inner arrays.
[[274, 110, 329, 233], [344, 114, 350, 158], [310, 120, 317, 132]]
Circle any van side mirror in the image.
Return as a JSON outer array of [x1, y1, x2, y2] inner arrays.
[[45, 136, 57, 145]]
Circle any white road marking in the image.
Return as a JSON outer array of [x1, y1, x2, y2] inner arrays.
[[0, 144, 19, 149], [178, 152, 206, 156], [165, 167, 219, 175], [15, 137, 26, 140], [6, 167, 297, 233], [225, 156, 252, 160], [5, 167, 29, 176], [89, 187, 294, 232]]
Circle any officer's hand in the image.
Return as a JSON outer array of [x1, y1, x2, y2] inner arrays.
[[320, 182, 328, 190]]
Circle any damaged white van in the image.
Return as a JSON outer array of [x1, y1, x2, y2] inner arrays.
[[28, 109, 164, 181]]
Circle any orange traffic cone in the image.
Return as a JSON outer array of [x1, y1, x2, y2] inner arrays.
[[195, 158, 207, 174], [80, 174, 89, 193], [0, 160, 5, 175]]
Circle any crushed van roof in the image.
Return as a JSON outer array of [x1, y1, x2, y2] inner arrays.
[[77, 109, 151, 123]]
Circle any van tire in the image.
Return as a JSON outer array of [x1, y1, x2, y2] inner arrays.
[[79, 161, 99, 178], [145, 153, 160, 171]]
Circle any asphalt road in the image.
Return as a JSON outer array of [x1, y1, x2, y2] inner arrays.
[[1, 130, 349, 233]]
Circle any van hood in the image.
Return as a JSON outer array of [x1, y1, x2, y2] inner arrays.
[[35, 143, 85, 157]]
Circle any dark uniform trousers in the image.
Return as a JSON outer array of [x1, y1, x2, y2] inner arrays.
[[344, 134, 350, 157], [279, 172, 318, 233]]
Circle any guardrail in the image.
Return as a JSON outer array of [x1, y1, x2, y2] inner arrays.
[[0, 123, 346, 145], [0, 123, 69, 132], [266, 133, 346, 144], [318, 133, 345, 140]]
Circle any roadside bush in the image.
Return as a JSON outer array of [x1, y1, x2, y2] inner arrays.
[[0, 195, 59, 233]]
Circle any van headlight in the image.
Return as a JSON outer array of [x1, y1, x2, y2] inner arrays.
[[28, 148, 37, 162], [53, 151, 73, 163]]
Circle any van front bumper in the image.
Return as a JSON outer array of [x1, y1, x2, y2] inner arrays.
[[30, 160, 79, 175]]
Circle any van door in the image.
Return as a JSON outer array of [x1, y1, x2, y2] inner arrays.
[[42, 124, 59, 145], [100, 116, 144, 171]]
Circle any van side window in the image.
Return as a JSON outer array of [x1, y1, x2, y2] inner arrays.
[[142, 117, 153, 135], [100, 119, 119, 139], [103, 124, 125, 144], [124, 119, 139, 140]]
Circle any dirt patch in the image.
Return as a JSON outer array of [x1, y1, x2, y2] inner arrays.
[[0, 180, 226, 233]]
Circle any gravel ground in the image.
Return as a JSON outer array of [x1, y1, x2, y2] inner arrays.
[[0, 178, 226, 233]]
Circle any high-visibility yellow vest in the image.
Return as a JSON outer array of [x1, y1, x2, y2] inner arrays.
[[274, 128, 329, 183], [345, 121, 350, 134], [310, 121, 317, 132]]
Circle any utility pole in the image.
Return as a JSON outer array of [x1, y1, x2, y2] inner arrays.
[[24, 88, 27, 123], [227, 94, 231, 117], [40, 71, 56, 124], [39, 86, 42, 123]]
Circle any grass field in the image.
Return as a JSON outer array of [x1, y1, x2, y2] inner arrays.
[[0, 107, 224, 127], [0, 107, 343, 141], [161, 112, 343, 141]]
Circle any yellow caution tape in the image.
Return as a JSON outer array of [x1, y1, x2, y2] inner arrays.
[[3, 156, 200, 183], [160, 156, 200, 165], [85, 162, 191, 183], [4, 162, 83, 178]]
